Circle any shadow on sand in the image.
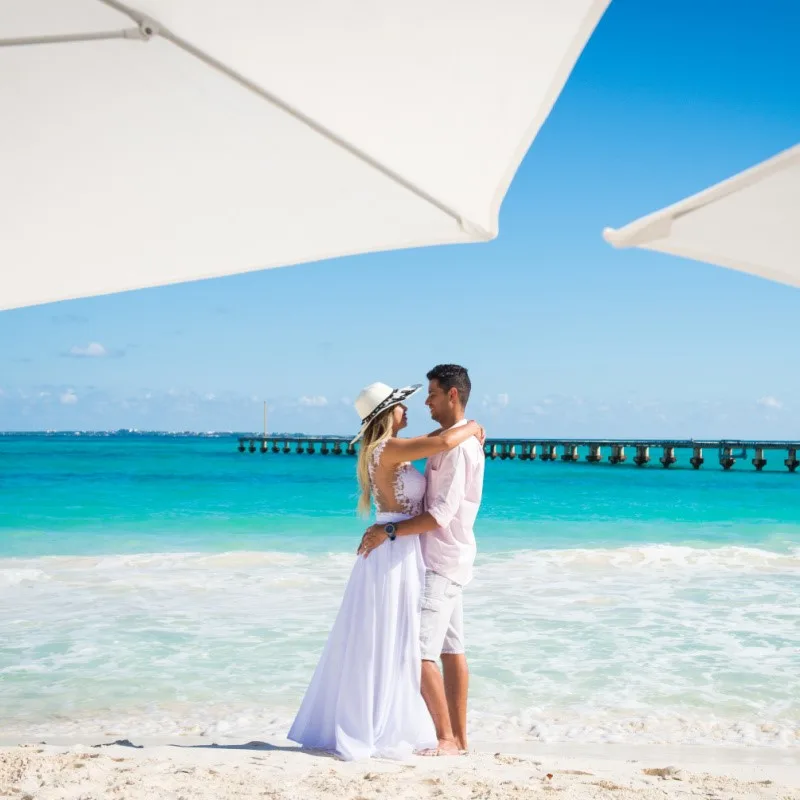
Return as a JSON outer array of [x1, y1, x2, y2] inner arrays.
[[90, 738, 335, 758]]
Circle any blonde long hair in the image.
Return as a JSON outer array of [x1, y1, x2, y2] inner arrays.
[[356, 407, 396, 516]]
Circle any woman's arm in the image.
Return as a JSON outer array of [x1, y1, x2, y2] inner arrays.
[[382, 421, 484, 464]]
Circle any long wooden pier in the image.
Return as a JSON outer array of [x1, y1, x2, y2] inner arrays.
[[237, 437, 800, 472]]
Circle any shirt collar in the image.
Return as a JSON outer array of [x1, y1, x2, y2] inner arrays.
[[443, 418, 468, 431]]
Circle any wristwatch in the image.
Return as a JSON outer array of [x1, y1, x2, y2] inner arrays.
[[383, 523, 397, 541]]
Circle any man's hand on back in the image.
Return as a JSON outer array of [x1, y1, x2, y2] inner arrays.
[[357, 524, 388, 557]]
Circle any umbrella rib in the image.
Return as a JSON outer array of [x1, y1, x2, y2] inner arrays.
[[160, 30, 489, 238], [0, 29, 146, 47], [96, 0, 490, 240]]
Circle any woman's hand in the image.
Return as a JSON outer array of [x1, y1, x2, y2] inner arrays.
[[469, 420, 486, 447], [357, 524, 389, 558]]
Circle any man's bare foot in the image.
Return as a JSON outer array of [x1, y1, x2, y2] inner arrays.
[[415, 738, 460, 756]]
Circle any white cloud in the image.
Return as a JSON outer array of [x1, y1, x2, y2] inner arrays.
[[528, 405, 546, 416], [68, 342, 108, 358], [299, 395, 328, 407], [496, 393, 509, 408], [758, 396, 783, 410], [38, 391, 51, 398], [204, 393, 216, 401], [60, 389, 78, 405]]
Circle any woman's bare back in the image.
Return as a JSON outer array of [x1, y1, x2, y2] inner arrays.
[[369, 440, 425, 517]]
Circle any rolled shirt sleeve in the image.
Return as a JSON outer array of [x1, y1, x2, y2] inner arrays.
[[426, 446, 467, 529]]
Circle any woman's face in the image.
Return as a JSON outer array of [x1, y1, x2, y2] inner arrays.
[[392, 403, 408, 432]]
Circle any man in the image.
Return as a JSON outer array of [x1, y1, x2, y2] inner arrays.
[[359, 364, 485, 756]]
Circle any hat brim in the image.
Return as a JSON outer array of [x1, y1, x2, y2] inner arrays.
[[349, 384, 422, 445]]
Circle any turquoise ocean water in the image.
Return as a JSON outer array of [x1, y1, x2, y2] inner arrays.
[[1, 433, 798, 747]]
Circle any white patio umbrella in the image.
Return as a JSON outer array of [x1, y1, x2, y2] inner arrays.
[[0, 0, 609, 311], [603, 143, 800, 289]]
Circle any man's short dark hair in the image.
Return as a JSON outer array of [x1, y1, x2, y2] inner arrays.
[[426, 364, 471, 407]]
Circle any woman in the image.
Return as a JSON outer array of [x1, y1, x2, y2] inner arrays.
[[287, 381, 484, 760]]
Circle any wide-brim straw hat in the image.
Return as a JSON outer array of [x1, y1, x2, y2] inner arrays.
[[350, 381, 422, 445]]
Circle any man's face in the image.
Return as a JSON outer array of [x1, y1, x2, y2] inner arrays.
[[425, 379, 451, 423]]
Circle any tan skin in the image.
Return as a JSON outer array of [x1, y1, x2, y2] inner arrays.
[[363, 403, 483, 519], [357, 381, 481, 556], [356, 421, 483, 553], [358, 378, 479, 756]]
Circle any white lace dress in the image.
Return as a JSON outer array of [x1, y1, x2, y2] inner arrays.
[[287, 442, 436, 760]]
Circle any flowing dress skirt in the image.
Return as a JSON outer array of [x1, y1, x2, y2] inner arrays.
[[288, 512, 436, 760]]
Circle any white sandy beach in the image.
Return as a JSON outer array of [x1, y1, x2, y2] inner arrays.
[[2, 736, 798, 800]]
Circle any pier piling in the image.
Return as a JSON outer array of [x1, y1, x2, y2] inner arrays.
[[609, 445, 626, 465], [541, 444, 556, 462], [660, 446, 676, 468], [562, 444, 579, 462], [720, 446, 736, 471], [634, 445, 650, 467]]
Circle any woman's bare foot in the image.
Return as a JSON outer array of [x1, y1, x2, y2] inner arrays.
[[415, 738, 461, 756]]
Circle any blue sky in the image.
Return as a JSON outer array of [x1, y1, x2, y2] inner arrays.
[[1, 0, 798, 437]]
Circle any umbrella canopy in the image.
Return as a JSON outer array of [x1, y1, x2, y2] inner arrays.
[[603, 143, 800, 289], [1, 0, 609, 311]]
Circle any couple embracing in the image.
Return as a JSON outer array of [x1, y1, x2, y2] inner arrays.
[[288, 364, 486, 760]]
